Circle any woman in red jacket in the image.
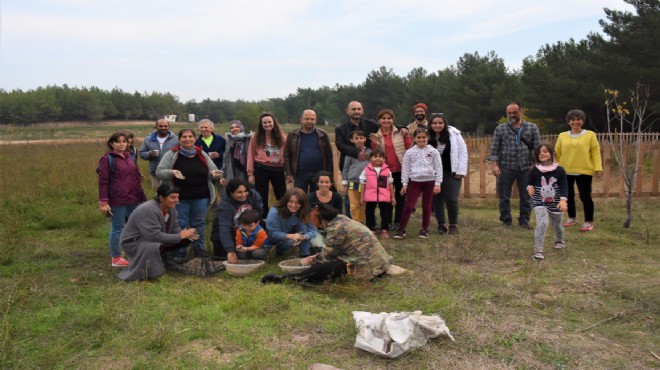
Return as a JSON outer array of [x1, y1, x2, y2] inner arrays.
[[97, 131, 147, 267]]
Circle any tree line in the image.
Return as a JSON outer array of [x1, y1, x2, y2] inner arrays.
[[1, 0, 657, 134]]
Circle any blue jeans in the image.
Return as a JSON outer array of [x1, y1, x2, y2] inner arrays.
[[176, 198, 210, 255], [497, 167, 531, 223], [109, 204, 139, 258]]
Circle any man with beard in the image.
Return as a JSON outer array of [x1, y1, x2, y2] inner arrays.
[[139, 118, 178, 190], [407, 103, 429, 132], [489, 102, 540, 229]]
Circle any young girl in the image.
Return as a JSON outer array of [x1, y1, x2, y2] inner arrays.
[[394, 128, 442, 239], [527, 143, 568, 261], [359, 147, 395, 238]]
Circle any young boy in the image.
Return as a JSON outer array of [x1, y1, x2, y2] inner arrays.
[[235, 209, 269, 261], [342, 130, 371, 223]]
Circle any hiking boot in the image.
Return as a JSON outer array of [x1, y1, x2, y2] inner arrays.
[[438, 225, 448, 235], [519, 221, 532, 230], [502, 220, 512, 227], [380, 230, 390, 239], [261, 274, 284, 284], [111, 256, 129, 267], [563, 218, 578, 227], [532, 252, 544, 261], [419, 229, 429, 239], [580, 222, 594, 231], [554, 242, 566, 249], [393, 229, 406, 239], [448, 224, 458, 235]]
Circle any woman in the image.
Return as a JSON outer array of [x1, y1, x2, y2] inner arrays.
[[265, 188, 317, 258], [210, 178, 264, 263], [123, 130, 138, 163], [428, 113, 468, 234], [195, 119, 227, 204], [221, 120, 252, 184], [261, 203, 392, 284], [118, 184, 199, 281], [555, 109, 603, 231], [247, 112, 287, 218], [156, 128, 221, 260], [369, 109, 412, 228], [307, 171, 343, 212], [97, 131, 147, 267]]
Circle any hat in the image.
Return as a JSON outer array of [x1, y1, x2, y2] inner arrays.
[[413, 103, 428, 113]]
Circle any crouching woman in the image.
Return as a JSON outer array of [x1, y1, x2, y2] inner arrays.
[[118, 184, 199, 281], [262, 203, 392, 284]]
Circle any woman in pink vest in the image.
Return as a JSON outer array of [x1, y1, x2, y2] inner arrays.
[[359, 147, 395, 238]]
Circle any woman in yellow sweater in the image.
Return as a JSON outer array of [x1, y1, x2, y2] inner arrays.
[[555, 109, 603, 231]]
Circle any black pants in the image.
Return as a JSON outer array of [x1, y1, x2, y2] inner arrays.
[[283, 260, 348, 284], [366, 201, 393, 231], [254, 164, 287, 219], [294, 170, 321, 194], [392, 172, 405, 224], [567, 174, 594, 222]]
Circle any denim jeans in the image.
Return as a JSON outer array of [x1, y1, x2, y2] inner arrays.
[[176, 197, 210, 255], [497, 167, 531, 223], [109, 204, 139, 258]]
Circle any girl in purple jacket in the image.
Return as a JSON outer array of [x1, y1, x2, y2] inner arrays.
[[97, 131, 147, 267]]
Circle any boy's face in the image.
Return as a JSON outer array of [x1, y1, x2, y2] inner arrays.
[[351, 134, 366, 148], [242, 221, 259, 234]]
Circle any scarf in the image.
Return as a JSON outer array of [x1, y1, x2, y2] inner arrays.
[[536, 161, 558, 173], [228, 132, 247, 167]]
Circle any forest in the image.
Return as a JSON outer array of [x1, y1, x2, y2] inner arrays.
[[1, 0, 657, 134]]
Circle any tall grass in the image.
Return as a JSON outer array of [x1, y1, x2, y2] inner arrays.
[[0, 142, 659, 369]]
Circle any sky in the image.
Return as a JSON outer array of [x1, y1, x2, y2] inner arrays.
[[0, 0, 633, 102]]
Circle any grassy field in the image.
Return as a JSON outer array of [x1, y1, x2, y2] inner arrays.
[[0, 136, 659, 369]]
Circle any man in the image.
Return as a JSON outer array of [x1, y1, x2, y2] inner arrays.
[[335, 101, 380, 170], [139, 119, 178, 190], [489, 102, 541, 228], [284, 109, 334, 193], [407, 103, 429, 132]]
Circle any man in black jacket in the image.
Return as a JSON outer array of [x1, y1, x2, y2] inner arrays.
[[335, 101, 380, 170]]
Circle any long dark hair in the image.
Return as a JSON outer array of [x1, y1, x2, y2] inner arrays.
[[273, 188, 311, 222], [428, 113, 449, 146], [533, 142, 555, 165], [255, 112, 284, 149]]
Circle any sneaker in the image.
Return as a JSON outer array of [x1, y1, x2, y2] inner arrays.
[[563, 218, 578, 227], [554, 242, 566, 249], [111, 256, 129, 267], [532, 252, 544, 261], [393, 229, 406, 239], [519, 221, 532, 230], [380, 230, 390, 239], [580, 222, 594, 231], [438, 225, 448, 235], [448, 225, 458, 235], [419, 229, 429, 238]]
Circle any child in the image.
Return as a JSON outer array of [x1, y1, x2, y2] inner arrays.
[[342, 130, 371, 224], [527, 143, 568, 261], [394, 128, 443, 239], [359, 146, 395, 238], [235, 209, 269, 261]]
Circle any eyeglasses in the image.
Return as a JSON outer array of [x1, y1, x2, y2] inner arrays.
[[431, 112, 444, 117]]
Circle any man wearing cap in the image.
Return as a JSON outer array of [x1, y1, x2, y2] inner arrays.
[[407, 103, 429, 132], [139, 119, 178, 190]]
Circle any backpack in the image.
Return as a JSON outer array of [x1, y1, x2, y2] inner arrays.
[[97, 154, 115, 199]]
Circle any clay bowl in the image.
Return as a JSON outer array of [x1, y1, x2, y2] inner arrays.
[[278, 258, 311, 273], [222, 259, 265, 277]]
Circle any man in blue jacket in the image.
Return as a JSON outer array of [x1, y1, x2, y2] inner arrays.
[[139, 119, 178, 190]]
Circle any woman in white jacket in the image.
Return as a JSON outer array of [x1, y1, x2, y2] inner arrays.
[[428, 114, 468, 234]]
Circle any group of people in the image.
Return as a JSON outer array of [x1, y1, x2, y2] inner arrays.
[[96, 100, 603, 281]]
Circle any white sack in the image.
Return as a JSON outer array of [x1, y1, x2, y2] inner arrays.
[[352, 310, 454, 358]]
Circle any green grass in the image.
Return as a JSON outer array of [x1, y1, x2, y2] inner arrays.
[[1, 141, 659, 369]]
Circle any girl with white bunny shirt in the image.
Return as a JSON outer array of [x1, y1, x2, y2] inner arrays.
[[527, 143, 568, 261]]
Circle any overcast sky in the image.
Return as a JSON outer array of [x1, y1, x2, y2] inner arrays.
[[0, 0, 631, 102]]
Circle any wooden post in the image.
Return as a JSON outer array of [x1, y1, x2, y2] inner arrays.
[[479, 145, 487, 198], [653, 140, 659, 196], [635, 143, 645, 195], [463, 152, 471, 198]]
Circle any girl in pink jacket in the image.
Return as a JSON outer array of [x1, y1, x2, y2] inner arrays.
[[359, 147, 395, 238]]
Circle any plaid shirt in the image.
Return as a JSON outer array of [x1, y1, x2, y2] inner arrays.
[[489, 121, 541, 170]]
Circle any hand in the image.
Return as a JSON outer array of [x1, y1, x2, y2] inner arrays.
[[358, 151, 368, 161], [491, 165, 500, 176], [300, 255, 315, 266], [209, 152, 219, 159], [401, 186, 407, 196], [220, 178, 227, 186], [558, 199, 568, 212], [454, 174, 464, 179], [150, 149, 159, 157], [594, 171, 603, 179], [211, 170, 222, 178], [370, 133, 381, 144], [180, 228, 197, 240], [248, 175, 255, 185], [172, 170, 185, 180], [236, 245, 245, 252], [400, 128, 409, 136], [359, 198, 365, 205], [286, 176, 294, 184], [391, 198, 396, 206], [99, 204, 111, 216], [227, 252, 238, 264], [527, 185, 535, 196], [433, 185, 441, 195]]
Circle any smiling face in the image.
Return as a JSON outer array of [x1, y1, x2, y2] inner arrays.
[[230, 122, 241, 135], [199, 122, 213, 137], [156, 120, 170, 137], [568, 117, 584, 133], [231, 185, 249, 202], [414, 132, 428, 148], [538, 146, 552, 164], [378, 113, 394, 129], [286, 195, 301, 214], [261, 115, 274, 133], [414, 107, 426, 121], [317, 175, 332, 192], [506, 104, 522, 125], [351, 133, 366, 149], [179, 131, 196, 149], [370, 153, 385, 167], [430, 117, 446, 133], [160, 193, 180, 209]]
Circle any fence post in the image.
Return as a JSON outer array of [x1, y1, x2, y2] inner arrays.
[[602, 143, 611, 198], [653, 140, 659, 196], [463, 151, 471, 198], [479, 145, 487, 198]]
